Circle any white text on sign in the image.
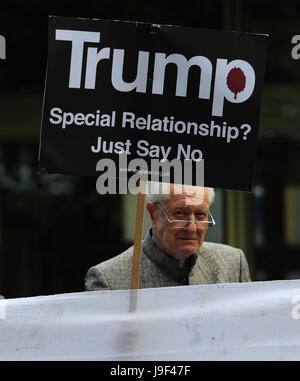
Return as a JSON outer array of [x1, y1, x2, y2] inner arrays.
[[55, 29, 256, 117]]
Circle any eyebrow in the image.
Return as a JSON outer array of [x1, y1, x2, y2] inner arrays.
[[172, 205, 209, 211]]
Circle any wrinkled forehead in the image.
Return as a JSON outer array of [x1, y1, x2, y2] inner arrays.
[[165, 184, 208, 207]]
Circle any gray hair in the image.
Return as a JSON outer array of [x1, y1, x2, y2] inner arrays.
[[145, 181, 215, 206]]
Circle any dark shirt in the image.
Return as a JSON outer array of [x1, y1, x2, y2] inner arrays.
[[146, 229, 196, 285]]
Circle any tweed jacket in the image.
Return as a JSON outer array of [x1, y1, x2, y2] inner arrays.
[[85, 231, 251, 291]]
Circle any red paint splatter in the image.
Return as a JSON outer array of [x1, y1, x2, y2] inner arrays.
[[226, 67, 246, 99]]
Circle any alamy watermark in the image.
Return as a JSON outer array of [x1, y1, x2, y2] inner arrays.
[[0, 35, 6, 60], [291, 35, 300, 60], [95, 154, 205, 201], [0, 295, 6, 319], [291, 295, 300, 319]]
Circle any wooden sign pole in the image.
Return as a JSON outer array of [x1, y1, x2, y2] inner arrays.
[[130, 180, 147, 290]]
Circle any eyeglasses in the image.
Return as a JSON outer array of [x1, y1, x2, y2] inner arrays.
[[155, 202, 216, 230]]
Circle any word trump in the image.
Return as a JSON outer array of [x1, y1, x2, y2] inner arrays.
[[55, 29, 256, 117]]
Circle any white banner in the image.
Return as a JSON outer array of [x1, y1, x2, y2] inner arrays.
[[0, 279, 300, 360]]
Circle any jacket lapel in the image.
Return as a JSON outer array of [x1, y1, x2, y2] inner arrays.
[[189, 243, 218, 285]]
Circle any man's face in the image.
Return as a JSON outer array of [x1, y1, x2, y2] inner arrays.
[[148, 185, 210, 259]]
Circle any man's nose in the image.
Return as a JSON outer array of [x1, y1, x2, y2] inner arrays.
[[185, 220, 198, 232]]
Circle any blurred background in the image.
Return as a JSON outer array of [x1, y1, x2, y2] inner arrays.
[[0, 0, 299, 298]]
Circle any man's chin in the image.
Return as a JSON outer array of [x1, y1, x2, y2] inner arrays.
[[173, 245, 198, 259], [179, 240, 200, 250]]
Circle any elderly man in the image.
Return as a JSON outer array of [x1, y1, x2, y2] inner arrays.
[[85, 183, 251, 291]]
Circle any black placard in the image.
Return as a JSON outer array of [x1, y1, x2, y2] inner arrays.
[[39, 16, 268, 191]]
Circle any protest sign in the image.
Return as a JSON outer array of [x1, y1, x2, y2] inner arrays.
[[39, 16, 268, 191]]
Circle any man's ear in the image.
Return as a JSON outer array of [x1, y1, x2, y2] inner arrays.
[[146, 202, 157, 227]]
